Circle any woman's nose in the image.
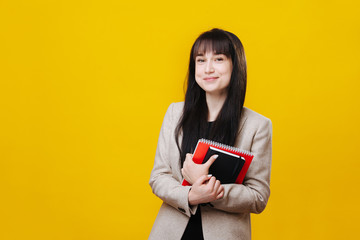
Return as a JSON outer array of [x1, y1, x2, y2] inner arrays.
[[205, 61, 215, 73]]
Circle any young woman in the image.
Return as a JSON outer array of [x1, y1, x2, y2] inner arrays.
[[149, 28, 272, 240]]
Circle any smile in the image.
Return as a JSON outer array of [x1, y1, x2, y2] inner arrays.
[[203, 77, 219, 81]]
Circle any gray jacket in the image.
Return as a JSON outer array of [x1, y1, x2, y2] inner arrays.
[[149, 102, 272, 240]]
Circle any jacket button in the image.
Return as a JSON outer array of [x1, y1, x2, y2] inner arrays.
[[178, 207, 186, 213]]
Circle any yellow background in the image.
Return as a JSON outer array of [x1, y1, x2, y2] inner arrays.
[[1, 0, 359, 239]]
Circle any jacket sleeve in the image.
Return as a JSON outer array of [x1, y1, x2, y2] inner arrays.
[[211, 118, 272, 214], [149, 103, 197, 217]]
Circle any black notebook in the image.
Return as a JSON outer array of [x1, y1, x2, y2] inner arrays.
[[182, 139, 254, 186], [203, 147, 245, 184]]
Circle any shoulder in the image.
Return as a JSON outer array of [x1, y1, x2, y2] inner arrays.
[[165, 102, 184, 119], [236, 107, 272, 151], [242, 107, 271, 123], [162, 102, 184, 127], [168, 101, 184, 115], [241, 107, 272, 132]]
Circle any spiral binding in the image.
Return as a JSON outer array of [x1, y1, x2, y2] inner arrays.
[[199, 138, 253, 156]]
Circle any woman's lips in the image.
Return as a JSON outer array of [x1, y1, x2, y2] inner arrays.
[[203, 77, 218, 81]]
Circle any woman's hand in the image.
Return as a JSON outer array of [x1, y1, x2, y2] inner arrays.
[[188, 175, 224, 205], [181, 153, 218, 185]]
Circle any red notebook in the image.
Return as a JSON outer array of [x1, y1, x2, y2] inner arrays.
[[182, 139, 254, 186]]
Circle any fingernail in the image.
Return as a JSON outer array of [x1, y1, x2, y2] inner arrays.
[[213, 155, 219, 159], [207, 174, 212, 177]]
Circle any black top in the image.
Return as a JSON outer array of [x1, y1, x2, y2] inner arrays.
[[181, 206, 204, 240], [181, 122, 213, 240]]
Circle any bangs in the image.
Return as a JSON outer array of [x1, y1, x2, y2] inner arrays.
[[193, 31, 233, 59]]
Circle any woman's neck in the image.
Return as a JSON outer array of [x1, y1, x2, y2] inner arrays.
[[206, 92, 227, 122]]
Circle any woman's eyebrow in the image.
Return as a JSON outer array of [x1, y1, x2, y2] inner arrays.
[[195, 52, 226, 57]]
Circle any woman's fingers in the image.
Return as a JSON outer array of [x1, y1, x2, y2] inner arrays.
[[193, 174, 212, 186], [181, 168, 188, 181], [182, 152, 216, 185], [189, 176, 224, 205], [203, 154, 218, 169], [217, 184, 224, 195], [214, 179, 221, 192], [186, 165, 223, 202], [205, 178, 224, 199], [207, 176, 216, 187], [211, 179, 223, 198], [183, 153, 193, 168], [217, 187, 224, 199], [185, 153, 193, 163]]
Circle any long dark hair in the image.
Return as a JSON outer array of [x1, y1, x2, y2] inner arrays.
[[175, 28, 247, 165]]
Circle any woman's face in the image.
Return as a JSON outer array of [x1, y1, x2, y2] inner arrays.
[[195, 51, 233, 97]]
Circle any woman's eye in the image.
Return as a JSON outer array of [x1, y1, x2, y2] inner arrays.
[[215, 58, 224, 61], [196, 59, 205, 63]]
